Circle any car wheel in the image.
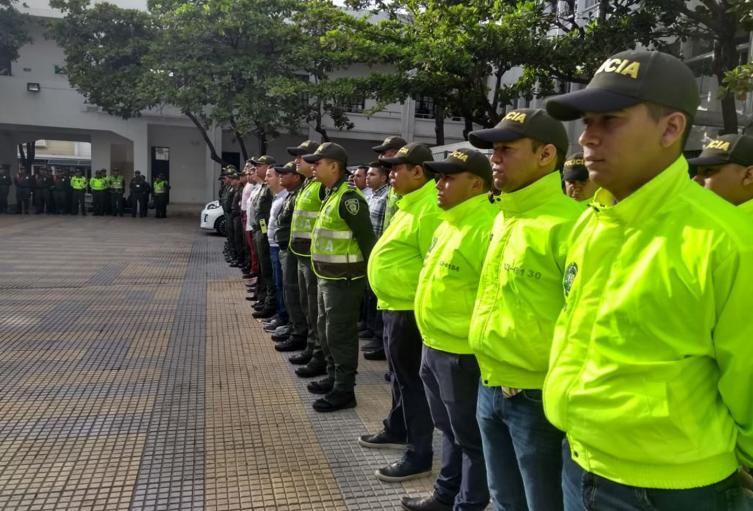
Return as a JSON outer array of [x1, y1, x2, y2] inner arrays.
[[215, 216, 226, 236]]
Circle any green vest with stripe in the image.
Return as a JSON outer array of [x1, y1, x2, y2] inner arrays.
[[89, 177, 106, 191], [70, 176, 87, 190], [109, 176, 124, 191], [311, 182, 366, 280], [153, 179, 167, 194], [289, 179, 323, 257]]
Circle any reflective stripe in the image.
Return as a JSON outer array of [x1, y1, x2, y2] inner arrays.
[[293, 209, 318, 218], [291, 232, 312, 240], [314, 228, 353, 240], [312, 254, 364, 263]]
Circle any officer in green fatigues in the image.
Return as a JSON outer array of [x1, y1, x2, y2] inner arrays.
[[152, 173, 170, 218], [108, 169, 125, 216], [89, 170, 107, 216], [70, 169, 88, 215], [286, 140, 327, 376], [303, 142, 376, 412]]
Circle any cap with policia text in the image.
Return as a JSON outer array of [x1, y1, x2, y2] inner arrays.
[[469, 109, 569, 153], [687, 134, 753, 167], [287, 140, 320, 156], [220, 165, 237, 179], [253, 155, 276, 165], [546, 50, 700, 121], [372, 136, 408, 153], [380, 142, 434, 167], [424, 148, 492, 186], [302, 142, 349, 166], [562, 153, 589, 181], [274, 161, 301, 175]]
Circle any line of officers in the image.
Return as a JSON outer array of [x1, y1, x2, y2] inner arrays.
[[0, 166, 170, 218], [221, 49, 753, 511]]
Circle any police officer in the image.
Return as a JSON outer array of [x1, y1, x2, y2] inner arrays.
[[373, 136, 407, 228], [561, 152, 598, 202], [271, 161, 308, 352], [544, 49, 753, 510], [230, 170, 247, 270], [14, 168, 32, 214], [286, 140, 327, 376], [51, 168, 67, 214], [249, 155, 277, 319], [32, 168, 52, 214], [303, 142, 376, 413], [0, 165, 11, 213], [109, 168, 126, 216], [405, 148, 497, 511], [130, 171, 150, 217], [70, 169, 87, 215], [90, 170, 107, 216], [690, 133, 753, 217], [360, 143, 441, 483], [467, 109, 583, 511], [152, 173, 170, 218]]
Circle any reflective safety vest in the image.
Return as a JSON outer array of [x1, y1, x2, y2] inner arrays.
[[70, 176, 87, 190], [89, 177, 106, 191], [153, 179, 167, 194], [289, 179, 323, 257], [739, 198, 753, 218], [109, 176, 124, 190], [310, 182, 366, 280]]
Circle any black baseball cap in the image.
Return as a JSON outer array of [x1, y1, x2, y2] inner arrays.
[[380, 143, 434, 167], [372, 136, 407, 153], [424, 148, 492, 186], [469, 109, 569, 153], [687, 134, 753, 167], [562, 153, 589, 181], [252, 155, 276, 165], [274, 161, 300, 175], [546, 50, 700, 121], [287, 140, 320, 156], [302, 142, 349, 166]]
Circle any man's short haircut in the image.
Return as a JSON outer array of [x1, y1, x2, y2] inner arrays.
[[530, 139, 566, 171], [645, 102, 693, 149]]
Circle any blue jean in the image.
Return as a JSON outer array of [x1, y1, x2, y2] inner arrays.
[[477, 385, 564, 511], [269, 246, 287, 323], [562, 441, 751, 511], [420, 346, 489, 510]]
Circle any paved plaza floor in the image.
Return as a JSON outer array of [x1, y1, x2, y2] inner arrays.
[[0, 214, 438, 510]]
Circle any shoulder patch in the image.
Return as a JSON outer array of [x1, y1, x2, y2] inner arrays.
[[563, 263, 578, 298], [344, 198, 360, 215]]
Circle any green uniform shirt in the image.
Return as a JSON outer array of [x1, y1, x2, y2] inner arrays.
[[469, 172, 585, 389], [543, 157, 753, 489], [367, 180, 442, 311], [414, 194, 497, 354]]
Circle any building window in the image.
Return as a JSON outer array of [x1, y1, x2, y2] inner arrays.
[[54, 65, 66, 75], [415, 95, 435, 119], [335, 95, 366, 114]]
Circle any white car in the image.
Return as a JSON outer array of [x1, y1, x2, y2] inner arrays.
[[200, 200, 225, 235]]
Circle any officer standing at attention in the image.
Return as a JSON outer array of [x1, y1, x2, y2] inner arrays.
[[467, 109, 583, 511], [130, 171, 150, 217], [361, 143, 442, 483], [220, 166, 237, 264], [562, 153, 599, 202], [544, 50, 753, 510], [373, 136, 407, 227], [303, 142, 376, 412], [286, 140, 327, 377], [89, 170, 107, 216], [690, 134, 753, 217], [70, 169, 87, 215], [14, 168, 33, 214], [405, 148, 497, 511], [108, 168, 125, 216], [249, 155, 277, 319], [0, 166, 12, 213], [152, 173, 170, 218], [51, 168, 67, 214], [34, 168, 53, 214]]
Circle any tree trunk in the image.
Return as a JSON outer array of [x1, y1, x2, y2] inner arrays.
[[462, 113, 474, 141], [257, 128, 267, 155], [712, 22, 740, 134], [184, 111, 228, 166], [434, 103, 445, 146], [235, 132, 249, 162]]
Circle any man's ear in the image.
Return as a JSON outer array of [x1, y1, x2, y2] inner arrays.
[[660, 111, 687, 149], [742, 165, 753, 187]]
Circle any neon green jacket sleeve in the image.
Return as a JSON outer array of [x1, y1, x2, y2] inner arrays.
[[543, 157, 753, 489]]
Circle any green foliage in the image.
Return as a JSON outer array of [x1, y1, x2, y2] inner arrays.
[[0, 0, 31, 69]]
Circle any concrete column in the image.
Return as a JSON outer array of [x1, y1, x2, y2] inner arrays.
[[132, 127, 149, 180], [204, 124, 222, 202], [0, 132, 18, 175], [90, 132, 112, 175], [401, 98, 416, 142]]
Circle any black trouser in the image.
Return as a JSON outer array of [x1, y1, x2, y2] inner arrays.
[[131, 194, 148, 217], [154, 194, 167, 218], [92, 191, 105, 215], [16, 191, 30, 214], [36, 190, 51, 214], [53, 190, 66, 214], [64, 190, 72, 214], [232, 215, 245, 265], [253, 229, 275, 310], [110, 191, 124, 216], [0, 187, 8, 213], [297, 256, 325, 363], [71, 190, 86, 215], [420, 346, 489, 510], [384, 310, 433, 464]]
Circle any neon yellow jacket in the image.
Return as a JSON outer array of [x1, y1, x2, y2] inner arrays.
[[469, 172, 585, 388], [367, 181, 442, 311], [543, 157, 753, 489], [739, 198, 753, 218], [414, 194, 498, 354]]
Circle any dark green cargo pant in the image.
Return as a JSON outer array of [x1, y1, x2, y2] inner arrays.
[[279, 248, 307, 342], [317, 277, 366, 393], [297, 257, 325, 362]]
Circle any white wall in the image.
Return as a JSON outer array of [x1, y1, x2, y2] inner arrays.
[[148, 125, 207, 204]]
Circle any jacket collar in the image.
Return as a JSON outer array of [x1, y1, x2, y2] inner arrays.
[[398, 180, 434, 210], [442, 193, 490, 224], [738, 197, 753, 216], [497, 171, 563, 214], [590, 156, 688, 225]]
